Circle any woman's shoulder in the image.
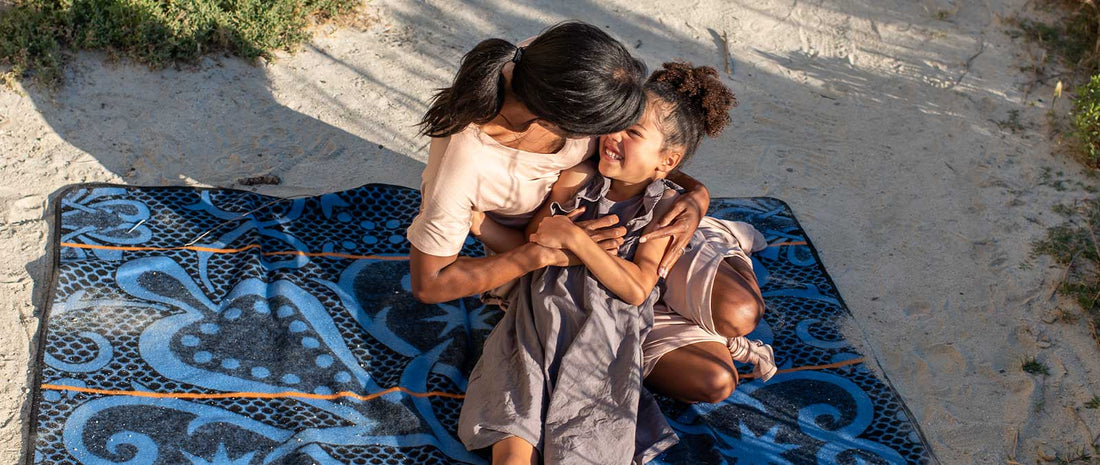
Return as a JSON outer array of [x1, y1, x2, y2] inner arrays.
[[431, 125, 492, 161]]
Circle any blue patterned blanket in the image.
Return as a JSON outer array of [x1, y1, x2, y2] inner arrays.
[[28, 183, 936, 464]]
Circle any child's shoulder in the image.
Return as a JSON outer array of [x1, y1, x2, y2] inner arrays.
[[650, 178, 682, 202], [555, 159, 600, 194], [646, 181, 682, 224], [561, 158, 598, 181]]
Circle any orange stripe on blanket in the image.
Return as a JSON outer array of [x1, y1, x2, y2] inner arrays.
[[59, 242, 409, 261], [766, 241, 808, 247], [42, 359, 864, 402], [740, 357, 865, 380], [40, 384, 464, 401]]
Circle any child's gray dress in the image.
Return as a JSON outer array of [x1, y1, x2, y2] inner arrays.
[[458, 176, 679, 464]]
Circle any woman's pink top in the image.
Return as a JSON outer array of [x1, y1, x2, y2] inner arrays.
[[406, 124, 595, 257]]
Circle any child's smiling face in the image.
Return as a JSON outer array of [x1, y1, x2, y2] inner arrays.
[[597, 100, 679, 184]]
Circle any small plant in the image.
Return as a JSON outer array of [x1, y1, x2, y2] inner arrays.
[[1086, 395, 1100, 409], [1057, 308, 1082, 322], [996, 109, 1027, 133], [1022, 356, 1051, 375], [1053, 447, 1095, 464], [1055, 203, 1079, 216], [1009, 3, 1100, 169], [1008, 9, 1098, 77], [1033, 197, 1100, 349], [1032, 201, 1100, 264]]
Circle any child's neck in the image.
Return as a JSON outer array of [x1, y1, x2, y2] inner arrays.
[[606, 176, 660, 202]]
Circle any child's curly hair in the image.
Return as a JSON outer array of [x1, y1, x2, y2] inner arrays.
[[645, 61, 737, 165]]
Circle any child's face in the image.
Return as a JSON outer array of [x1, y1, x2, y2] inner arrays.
[[597, 101, 677, 184]]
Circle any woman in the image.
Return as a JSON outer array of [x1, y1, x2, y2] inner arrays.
[[406, 22, 771, 464], [407, 21, 708, 300]]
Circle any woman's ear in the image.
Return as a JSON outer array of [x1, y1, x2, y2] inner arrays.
[[656, 150, 683, 174]]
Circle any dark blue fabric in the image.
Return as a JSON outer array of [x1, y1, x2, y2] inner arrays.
[[28, 183, 936, 465]]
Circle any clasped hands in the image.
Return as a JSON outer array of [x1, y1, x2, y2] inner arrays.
[[471, 196, 704, 275]]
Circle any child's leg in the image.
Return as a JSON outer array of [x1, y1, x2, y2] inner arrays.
[[492, 437, 538, 465], [644, 341, 738, 403], [646, 217, 775, 393], [660, 218, 765, 337], [709, 256, 765, 338]]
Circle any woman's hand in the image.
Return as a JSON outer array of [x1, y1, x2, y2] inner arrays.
[[640, 188, 707, 276], [569, 207, 626, 254]]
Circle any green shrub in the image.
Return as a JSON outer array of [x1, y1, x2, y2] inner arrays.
[[0, 0, 359, 88], [1074, 75, 1100, 166]]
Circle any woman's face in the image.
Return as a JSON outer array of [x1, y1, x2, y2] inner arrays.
[[597, 102, 674, 183]]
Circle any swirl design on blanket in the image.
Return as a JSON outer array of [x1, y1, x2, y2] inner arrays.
[[31, 186, 933, 465], [59, 187, 153, 261]]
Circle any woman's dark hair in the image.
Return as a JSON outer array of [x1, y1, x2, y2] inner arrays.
[[419, 21, 647, 138], [645, 61, 737, 165]]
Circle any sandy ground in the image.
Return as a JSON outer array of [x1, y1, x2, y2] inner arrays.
[[2, 0, 1099, 463]]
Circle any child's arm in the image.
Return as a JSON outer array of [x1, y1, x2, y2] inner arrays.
[[531, 189, 679, 306], [466, 162, 598, 256], [525, 163, 597, 239], [523, 163, 626, 256]]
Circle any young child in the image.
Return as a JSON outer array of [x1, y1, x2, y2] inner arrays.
[[458, 62, 738, 465]]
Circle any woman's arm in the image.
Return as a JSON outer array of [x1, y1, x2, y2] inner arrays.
[[642, 170, 710, 275], [408, 134, 571, 303], [410, 244, 563, 303], [470, 211, 526, 254], [530, 190, 678, 306]]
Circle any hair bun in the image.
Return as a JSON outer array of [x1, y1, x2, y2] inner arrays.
[[653, 62, 737, 136]]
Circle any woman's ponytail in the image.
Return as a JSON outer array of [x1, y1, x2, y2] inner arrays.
[[419, 38, 518, 137], [419, 21, 647, 139]]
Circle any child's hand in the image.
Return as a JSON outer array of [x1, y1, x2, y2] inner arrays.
[[469, 209, 486, 237], [529, 212, 582, 249]]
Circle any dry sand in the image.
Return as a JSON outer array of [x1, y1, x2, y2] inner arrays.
[[2, 0, 1098, 463]]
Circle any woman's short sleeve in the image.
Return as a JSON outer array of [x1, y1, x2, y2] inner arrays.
[[406, 137, 481, 257]]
